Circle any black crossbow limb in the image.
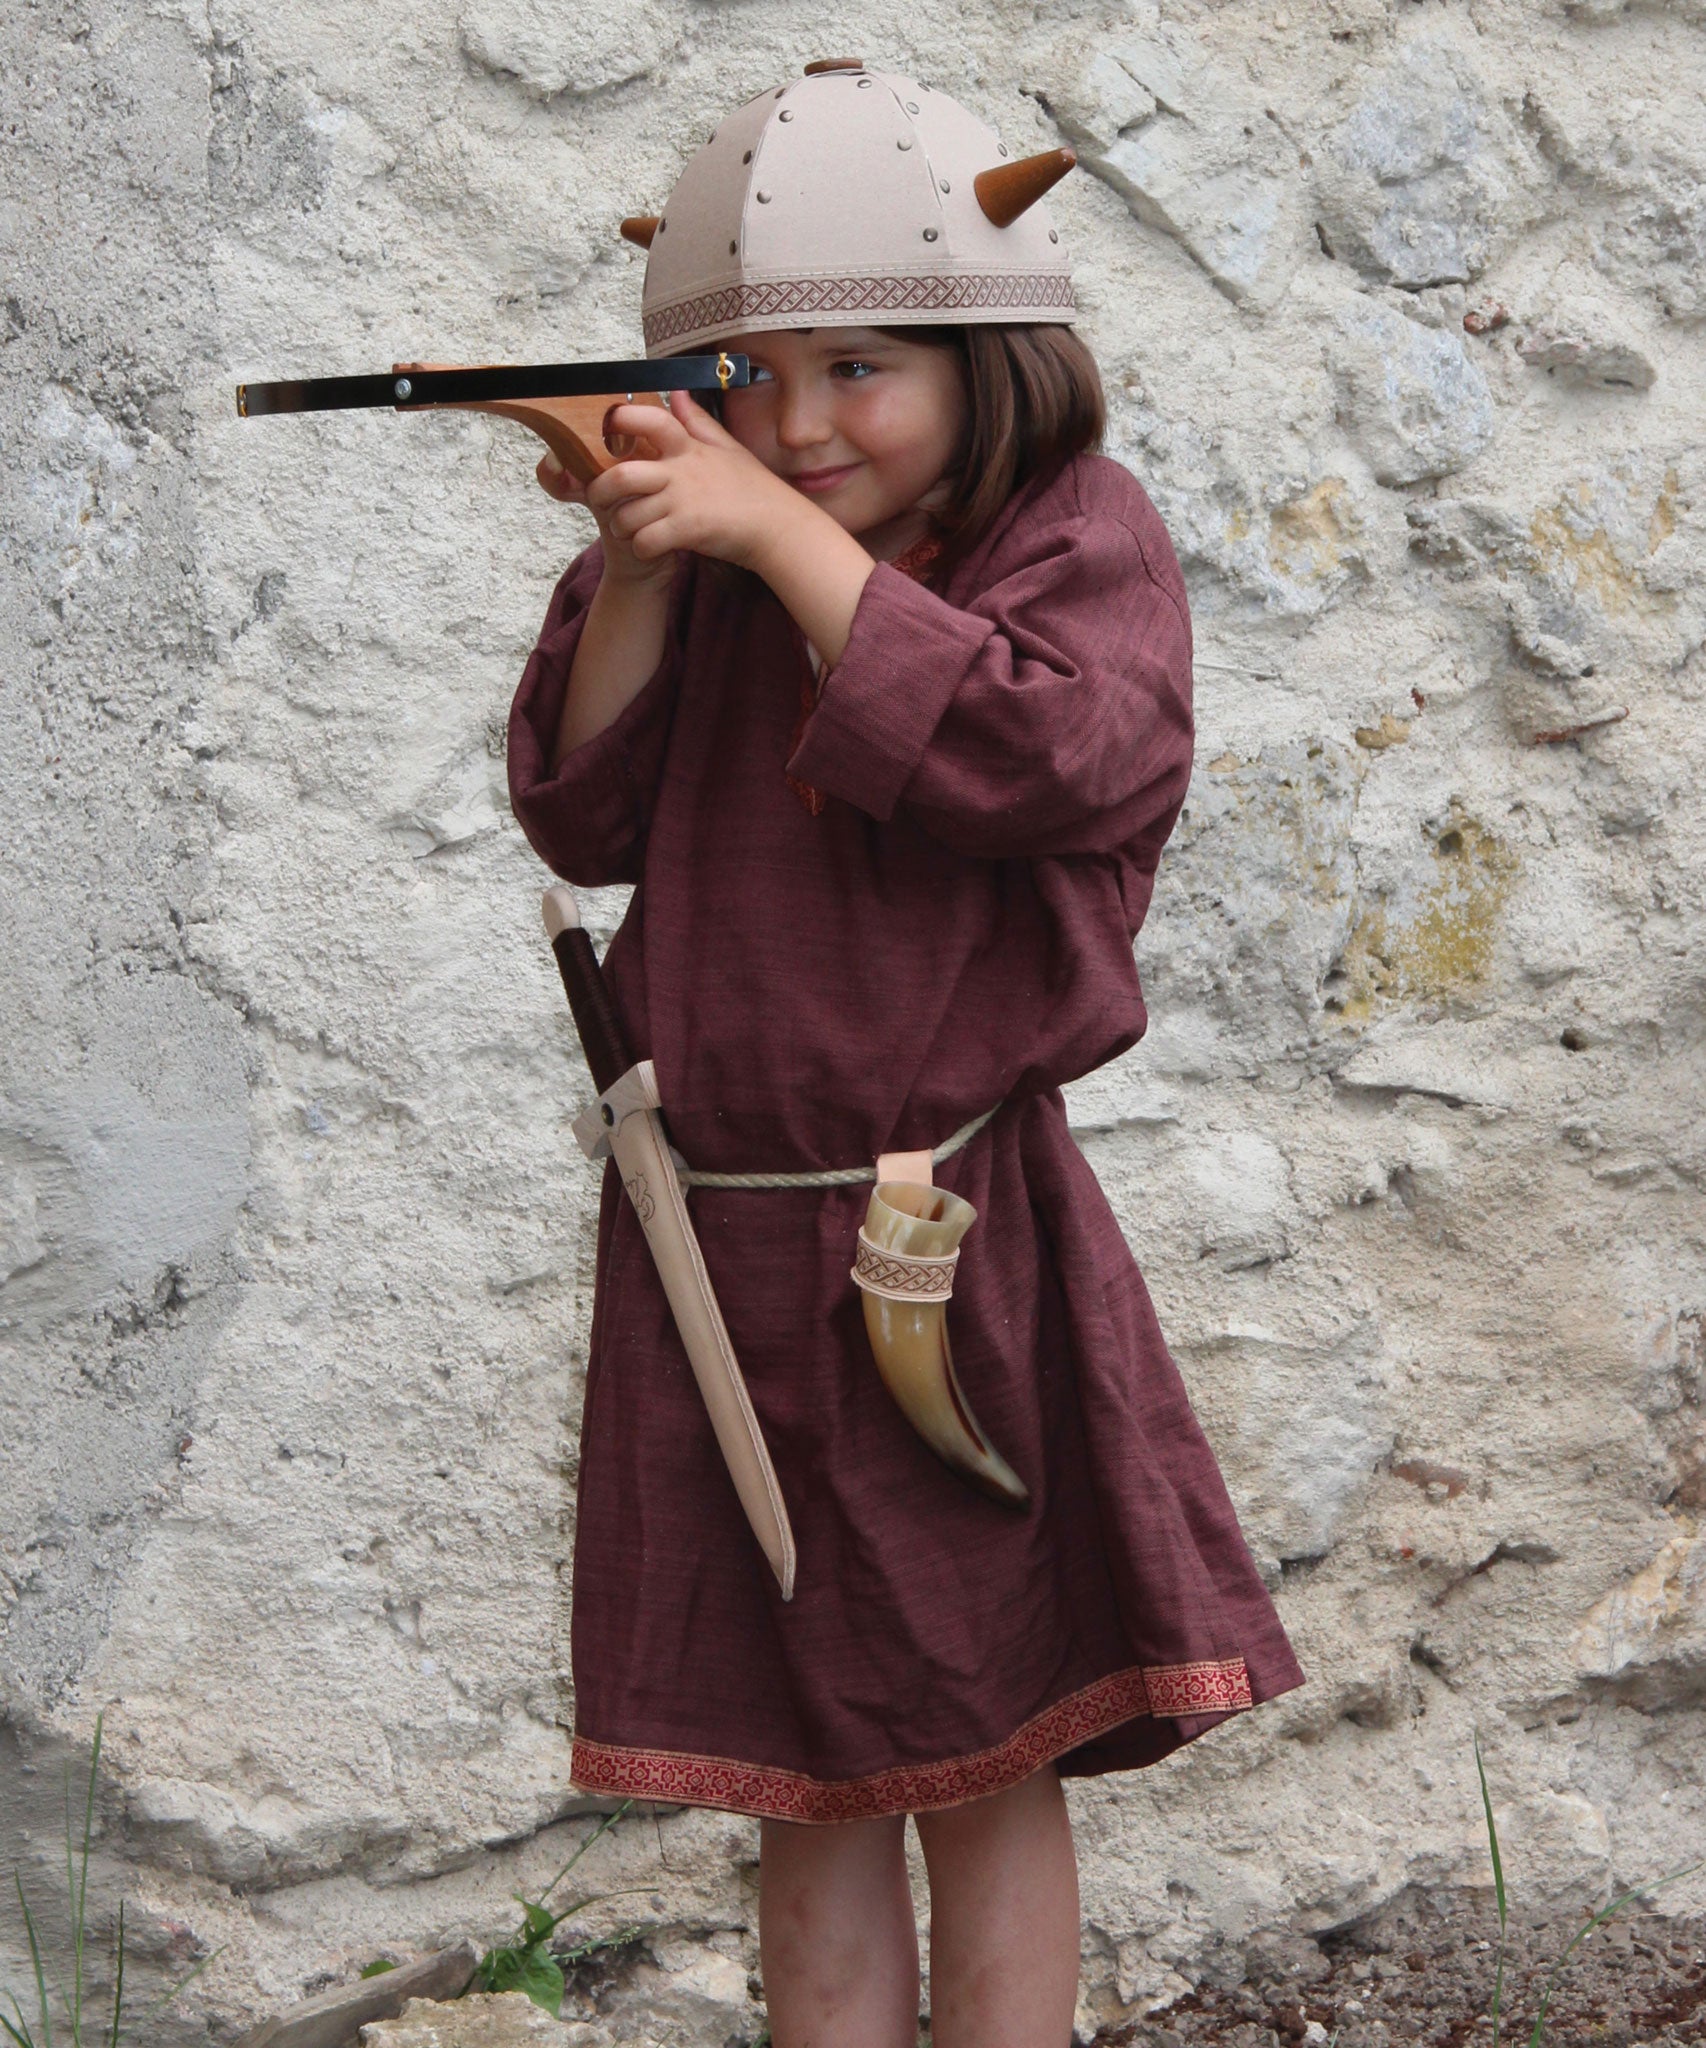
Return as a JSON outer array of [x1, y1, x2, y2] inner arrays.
[[235, 353, 750, 482]]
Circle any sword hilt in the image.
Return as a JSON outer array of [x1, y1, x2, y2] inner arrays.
[[542, 885, 631, 1095]]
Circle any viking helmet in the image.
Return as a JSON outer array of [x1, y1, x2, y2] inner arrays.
[[623, 60, 1077, 357]]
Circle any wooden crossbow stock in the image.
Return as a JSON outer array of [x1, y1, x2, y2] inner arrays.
[[234, 351, 750, 483]]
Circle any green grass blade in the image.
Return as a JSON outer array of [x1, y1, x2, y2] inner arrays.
[[3, 1992, 39, 2048], [534, 1801, 633, 1912], [70, 1717, 102, 2046], [104, 1901, 123, 2048], [555, 1925, 641, 1968], [1523, 1859, 1706, 2048], [14, 1877, 54, 2048], [1475, 1733, 1509, 2048], [1474, 1733, 1507, 1930], [538, 1885, 653, 1938], [140, 1945, 224, 2017]]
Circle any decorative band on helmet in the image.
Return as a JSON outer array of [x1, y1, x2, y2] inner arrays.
[[643, 271, 1076, 352]]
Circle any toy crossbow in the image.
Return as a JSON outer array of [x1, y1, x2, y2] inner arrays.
[[234, 352, 750, 482]]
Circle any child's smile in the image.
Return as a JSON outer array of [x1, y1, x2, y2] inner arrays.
[[718, 325, 969, 560]]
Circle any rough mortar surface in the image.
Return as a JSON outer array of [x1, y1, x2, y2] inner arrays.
[[1, 1, 1702, 2042]]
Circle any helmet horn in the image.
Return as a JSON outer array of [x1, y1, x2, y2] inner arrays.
[[972, 147, 1076, 228], [620, 215, 661, 249]]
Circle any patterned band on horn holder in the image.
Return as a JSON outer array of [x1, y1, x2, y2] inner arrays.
[[851, 1232, 961, 1305]]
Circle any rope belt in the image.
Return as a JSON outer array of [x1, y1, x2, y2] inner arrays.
[[677, 1103, 1003, 1191]]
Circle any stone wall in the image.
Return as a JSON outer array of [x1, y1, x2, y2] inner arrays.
[[2, 0, 1702, 2039]]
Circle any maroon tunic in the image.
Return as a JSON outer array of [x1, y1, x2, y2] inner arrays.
[[508, 453, 1303, 1822]]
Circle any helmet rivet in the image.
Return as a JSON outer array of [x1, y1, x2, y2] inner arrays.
[[906, 101, 919, 113], [857, 77, 872, 88], [743, 150, 752, 163], [1049, 229, 1059, 243], [939, 178, 950, 193], [923, 228, 938, 242], [729, 239, 737, 254], [756, 190, 772, 203], [897, 138, 912, 151], [774, 87, 785, 98], [998, 144, 1009, 158], [779, 108, 793, 121]]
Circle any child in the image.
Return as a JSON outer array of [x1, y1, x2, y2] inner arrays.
[[507, 63, 1303, 2048]]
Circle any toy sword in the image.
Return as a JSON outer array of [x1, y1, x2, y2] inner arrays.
[[541, 885, 797, 1601], [235, 353, 750, 484]]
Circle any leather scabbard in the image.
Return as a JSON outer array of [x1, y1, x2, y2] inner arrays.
[[581, 1063, 797, 1601], [542, 887, 797, 1601]]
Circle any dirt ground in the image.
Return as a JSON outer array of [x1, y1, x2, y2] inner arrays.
[[1092, 1894, 1706, 2048]]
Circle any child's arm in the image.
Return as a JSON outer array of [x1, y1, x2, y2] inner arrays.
[[550, 572, 673, 769], [788, 502, 1194, 864], [508, 519, 689, 889], [536, 450, 680, 769]]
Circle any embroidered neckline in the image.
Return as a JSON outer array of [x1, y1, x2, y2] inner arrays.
[[888, 532, 946, 582], [787, 532, 944, 815]]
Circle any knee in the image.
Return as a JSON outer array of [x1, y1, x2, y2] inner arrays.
[[759, 1813, 911, 1931], [916, 1764, 1068, 1852]]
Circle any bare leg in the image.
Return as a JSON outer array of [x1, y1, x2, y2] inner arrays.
[[759, 1811, 919, 2048], [914, 1767, 1080, 2048]]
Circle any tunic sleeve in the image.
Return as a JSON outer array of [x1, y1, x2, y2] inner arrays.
[[784, 512, 1192, 862], [506, 543, 688, 886]]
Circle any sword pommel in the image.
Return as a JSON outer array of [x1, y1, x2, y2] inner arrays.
[[541, 884, 581, 940]]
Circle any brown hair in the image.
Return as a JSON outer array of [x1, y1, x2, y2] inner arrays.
[[881, 324, 1105, 576]]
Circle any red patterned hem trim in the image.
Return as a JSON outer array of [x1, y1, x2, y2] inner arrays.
[[570, 1657, 1253, 1823]]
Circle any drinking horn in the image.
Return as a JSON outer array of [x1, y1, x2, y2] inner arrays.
[[852, 1182, 1029, 1507]]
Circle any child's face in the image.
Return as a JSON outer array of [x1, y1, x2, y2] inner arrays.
[[717, 326, 968, 553]]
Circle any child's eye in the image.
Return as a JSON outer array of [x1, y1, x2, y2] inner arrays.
[[831, 360, 876, 379]]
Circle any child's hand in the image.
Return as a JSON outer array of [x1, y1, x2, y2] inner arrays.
[[536, 443, 678, 592], [587, 390, 803, 576]]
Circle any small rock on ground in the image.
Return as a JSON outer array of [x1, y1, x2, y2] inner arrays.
[[361, 1994, 601, 2046]]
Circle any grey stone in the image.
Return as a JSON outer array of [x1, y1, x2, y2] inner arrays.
[[457, 3, 675, 98], [1034, 21, 1310, 310], [1315, 40, 1530, 286], [1516, 327, 1657, 390], [1598, 170, 1706, 323], [1111, 398, 1374, 620], [362, 1993, 601, 2044], [1406, 452, 1705, 683], [1523, 90, 1706, 322], [579, 1941, 758, 2046], [1574, 1533, 1706, 1710], [1330, 297, 1496, 483]]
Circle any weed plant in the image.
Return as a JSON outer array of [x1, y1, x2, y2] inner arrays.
[[2, 1715, 209, 2047], [1475, 1731, 1701, 2048], [361, 1799, 643, 2020]]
